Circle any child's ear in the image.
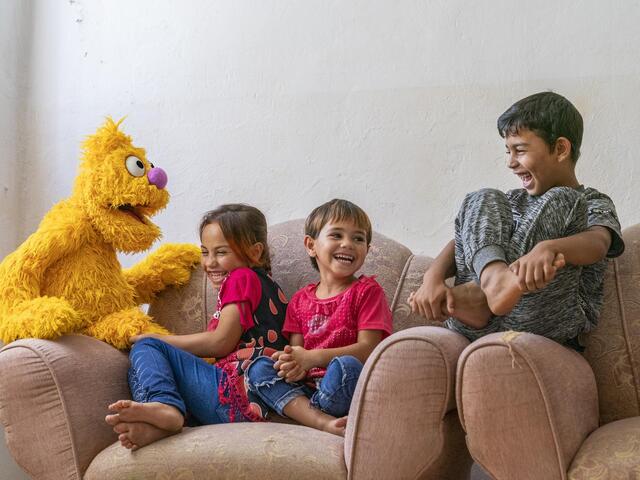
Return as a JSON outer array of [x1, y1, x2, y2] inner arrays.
[[303, 235, 316, 258], [555, 137, 572, 162], [249, 242, 264, 265]]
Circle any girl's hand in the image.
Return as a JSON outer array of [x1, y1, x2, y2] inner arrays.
[[129, 333, 160, 344]]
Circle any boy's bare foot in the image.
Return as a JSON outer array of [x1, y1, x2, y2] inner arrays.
[[106, 400, 184, 432], [113, 421, 177, 451], [480, 261, 522, 316], [448, 282, 492, 328], [324, 416, 347, 436]]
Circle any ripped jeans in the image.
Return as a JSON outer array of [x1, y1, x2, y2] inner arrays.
[[246, 355, 363, 418]]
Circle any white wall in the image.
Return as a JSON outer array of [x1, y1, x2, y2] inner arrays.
[[8, 0, 640, 264], [0, 1, 29, 261]]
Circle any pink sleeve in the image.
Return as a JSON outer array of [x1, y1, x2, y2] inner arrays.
[[219, 268, 262, 332], [356, 282, 393, 338], [283, 293, 303, 336]]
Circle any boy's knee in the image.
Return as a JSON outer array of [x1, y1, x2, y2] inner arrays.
[[465, 188, 509, 204], [542, 186, 582, 204]]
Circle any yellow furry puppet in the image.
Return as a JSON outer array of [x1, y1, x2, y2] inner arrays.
[[0, 118, 201, 349]]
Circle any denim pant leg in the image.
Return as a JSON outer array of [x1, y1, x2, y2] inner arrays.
[[310, 356, 363, 417], [245, 357, 310, 417], [128, 337, 230, 425]]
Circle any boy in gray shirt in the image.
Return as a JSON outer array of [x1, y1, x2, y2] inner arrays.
[[410, 92, 624, 350]]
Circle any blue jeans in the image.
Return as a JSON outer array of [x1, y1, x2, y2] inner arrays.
[[128, 337, 238, 425], [246, 355, 363, 417]]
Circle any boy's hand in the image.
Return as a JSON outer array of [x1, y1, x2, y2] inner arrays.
[[409, 274, 454, 322], [510, 242, 566, 292]]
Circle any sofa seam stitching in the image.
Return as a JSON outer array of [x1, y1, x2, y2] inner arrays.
[[389, 254, 414, 313]]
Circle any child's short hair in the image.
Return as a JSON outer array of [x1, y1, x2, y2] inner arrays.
[[199, 204, 271, 272], [304, 199, 372, 271], [497, 91, 584, 162]]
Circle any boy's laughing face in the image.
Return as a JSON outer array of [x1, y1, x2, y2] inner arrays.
[[504, 129, 576, 196]]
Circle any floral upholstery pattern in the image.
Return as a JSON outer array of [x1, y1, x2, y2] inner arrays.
[[85, 423, 346, 480], [569, 417, 640, 479]]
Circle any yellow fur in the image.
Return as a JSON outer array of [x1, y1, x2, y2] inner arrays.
[[0, 118, 201, 349]]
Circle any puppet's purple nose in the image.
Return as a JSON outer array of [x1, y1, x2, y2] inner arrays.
[[148, 167, 168, 189]]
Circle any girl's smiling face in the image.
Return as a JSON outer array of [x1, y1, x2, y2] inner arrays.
[[200, 222, 249, 287]]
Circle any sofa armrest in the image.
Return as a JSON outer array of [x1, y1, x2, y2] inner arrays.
[[0, 335, 129, 480], [456, 332, 599, 480], [345, 326, 472, 480]]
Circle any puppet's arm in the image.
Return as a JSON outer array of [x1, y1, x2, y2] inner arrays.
[[123, 243, 201, 304]]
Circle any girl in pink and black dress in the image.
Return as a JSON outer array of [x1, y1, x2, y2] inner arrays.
[[105, 204, 288, 450]]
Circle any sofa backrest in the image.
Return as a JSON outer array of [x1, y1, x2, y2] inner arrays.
[[149, 219, 437, 336], [148, 219, 640, 426], [584, 224, 640, 425]]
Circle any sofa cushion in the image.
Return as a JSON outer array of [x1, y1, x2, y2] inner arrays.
[[84, 423, 346, 480], [568, 417, 640, 479]]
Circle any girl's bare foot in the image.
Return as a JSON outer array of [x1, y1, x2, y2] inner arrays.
[[113, 421, 177, 451], [106, 400, 184, 432], [448, 282, 492, 328], [480, 262, 522, 316]]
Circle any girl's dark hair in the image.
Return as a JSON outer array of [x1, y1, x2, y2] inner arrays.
[[198, 204, 271, 272], [304, 198, 372, 271], [497, 91, 584, 162]]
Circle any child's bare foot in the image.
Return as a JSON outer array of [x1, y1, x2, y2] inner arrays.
[[480, 262, 522, 316], [113, 421, 177, 450], [448, 282, 492, 328], [324, 416, 347, 436], [106, 400, 184, 432]]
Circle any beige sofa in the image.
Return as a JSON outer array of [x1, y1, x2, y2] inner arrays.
[[1, 220, 639, 479], [0, 220, 473, 480]]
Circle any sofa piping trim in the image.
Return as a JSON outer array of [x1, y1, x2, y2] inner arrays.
[[390, 254, 414, 313]]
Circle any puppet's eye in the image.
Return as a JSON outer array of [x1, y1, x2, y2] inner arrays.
[[125, 156, 145, 177]]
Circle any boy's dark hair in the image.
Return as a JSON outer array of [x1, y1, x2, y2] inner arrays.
[[304, 199, 372, 271], [199, 204, 271, 272], [497, 91, 583, 162]]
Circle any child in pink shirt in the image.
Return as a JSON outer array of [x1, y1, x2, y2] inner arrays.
[[247, 199, 392, 436]]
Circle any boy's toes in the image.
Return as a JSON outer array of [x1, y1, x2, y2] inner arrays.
[[113, 422, 129, 434], [105, 414, 120, 426], [108, 399, 132, 411]]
